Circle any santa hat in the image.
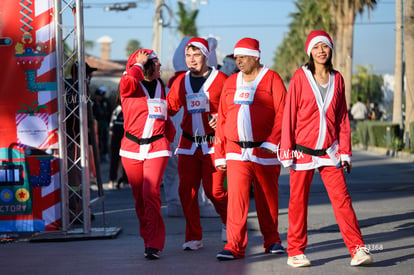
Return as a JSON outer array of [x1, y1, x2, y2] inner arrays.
[[305, 30, 333, 57], [185, 37, 209, 57], [233, 37, 261, 58], [126, 49, 157, 69]]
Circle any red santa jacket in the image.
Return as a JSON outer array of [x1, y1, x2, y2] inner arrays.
[[119, 64, 176, 160], [279, 66, 351, 170], [167, 68, 227, 155], [214, 67, 286, 166]]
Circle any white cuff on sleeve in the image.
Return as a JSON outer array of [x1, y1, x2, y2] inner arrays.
[[260, 142, 278, 153], [215, 158, 227, 167], [281, 159, 293, 168], [340, 154, 351, 163], [134, 63, 144, 69]]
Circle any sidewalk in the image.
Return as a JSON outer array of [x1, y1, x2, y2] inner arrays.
[[1, 149, 414, 275]]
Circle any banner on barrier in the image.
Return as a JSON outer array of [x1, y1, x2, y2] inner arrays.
[[0, 0, 61, 232]]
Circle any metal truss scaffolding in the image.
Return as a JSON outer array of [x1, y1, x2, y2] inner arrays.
[[54, 0, 94, 233]]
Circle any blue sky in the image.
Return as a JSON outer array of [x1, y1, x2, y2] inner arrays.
[[82, 0, 396, 75]]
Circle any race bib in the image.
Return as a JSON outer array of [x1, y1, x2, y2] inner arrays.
[[147, 98, 167, 120], [186, 92, 210, 113], [326, 140, 341, 167], [234, 85, 254, 105]]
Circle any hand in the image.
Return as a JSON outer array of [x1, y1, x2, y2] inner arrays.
[[135, 51, 149, 65], [217, 165, 227, 171], [342, 161, 352, 173], [260, 147, 275, 154], [208, 114, 218, 130]]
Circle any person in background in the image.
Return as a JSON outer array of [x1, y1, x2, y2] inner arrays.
[[369, 102, 382, 120], [350, 96, 368, 122], [108, 92, 127, 189], [92, 85, 111, 161], [279, 30, 373, 268], [220, 54, 239, 76], [119, 49, 176, 260], [167, 37, 228, 251], [215, 37, 287, 260]]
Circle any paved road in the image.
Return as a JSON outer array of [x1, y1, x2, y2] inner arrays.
[[2, 149, 414, 275]]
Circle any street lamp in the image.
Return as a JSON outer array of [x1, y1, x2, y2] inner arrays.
[[104, 2, 137, 12]]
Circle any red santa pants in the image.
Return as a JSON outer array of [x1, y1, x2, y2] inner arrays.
[[122, 156, 168, 251], [178, 149, 227, 242], [287, 166, 365, 257], [224, 160, 281, 258]]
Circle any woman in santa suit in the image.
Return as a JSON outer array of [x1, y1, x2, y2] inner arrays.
[[279, 30, 373, 268], [119, 49, 176, 260]]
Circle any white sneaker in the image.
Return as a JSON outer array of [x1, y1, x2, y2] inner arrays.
[[287, 254, 311, 267], [221, 224, 227, 242], [182, 240, 203, 251], [351, 246, 373, 266]]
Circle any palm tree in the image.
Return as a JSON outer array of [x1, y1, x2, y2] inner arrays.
[[404, 0, 414, 144], [330, 0, 377, 110], [176, 1, 198, 37], [84, 40, 95, 51], [273, 0, 332, 82], [125, 39, 142, 58]]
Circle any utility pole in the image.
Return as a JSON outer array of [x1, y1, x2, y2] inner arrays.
[[152, 0, 164, 59], [393, 0, 404, 129]]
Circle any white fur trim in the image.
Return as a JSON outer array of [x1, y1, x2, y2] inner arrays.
[[234, 48, 260, 57], [307, 36, 333, 56], [186, 41, 209, 57]]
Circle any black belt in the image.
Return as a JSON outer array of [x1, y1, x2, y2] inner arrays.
[[182, 131, 215, 144], [234, 141, 264, 148], [125, 132, 163, 145], [294, 144, 327, 156]]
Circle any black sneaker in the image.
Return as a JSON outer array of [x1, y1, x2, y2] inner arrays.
[[144, 247, 160, 260], [265, 243, 285, 254], [216, 250, 236, 261]]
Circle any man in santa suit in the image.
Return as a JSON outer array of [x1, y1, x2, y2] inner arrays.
[[167, 37, 228, 251], [279, 30, 373, 267], [214, 37, 287, 260]]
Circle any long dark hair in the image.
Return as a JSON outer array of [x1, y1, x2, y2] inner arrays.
[[305, 53, 334, 74], [143, 58, 157, 78]]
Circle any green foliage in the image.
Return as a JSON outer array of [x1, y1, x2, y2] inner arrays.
[[351, 65, 383, 104], [177, 1, 198, 37], [84, 40, 95, 50], [410, 122, 414, 152], [355, 121, 401, 149], [125, 39, 142, 58], [272, 0, 332, 82]]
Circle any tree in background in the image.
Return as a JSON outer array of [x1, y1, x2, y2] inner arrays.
[[351, 65, 383, 105], [273, 0, 333, 83], [125, 39, 142, 58], [273, 0, 377, 107], [330, 0, 377, 110], [85, 40, 95, 51], [176, 1, 198, 37]]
